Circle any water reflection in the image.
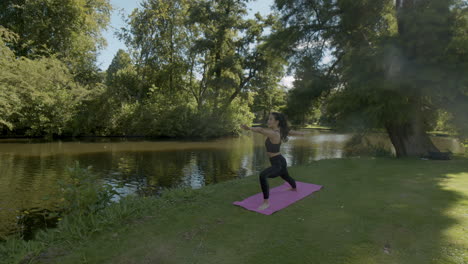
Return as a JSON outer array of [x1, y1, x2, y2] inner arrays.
[[0, 131, 464, 238], [181, 153, 205, 189]]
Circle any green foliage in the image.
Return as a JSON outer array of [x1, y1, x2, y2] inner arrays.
[[251, 86, 287, 123], [0, 31, 20, 130], [0, 28, 89, 137], [433, 109, 458, 134], [119, 0, 286, 130], [283, 57, 330, 126], [120, 0, 195, 98], [343, 134, 394, 157], [0, 161, 136, 263], [0, 195, 161, 264], [190, 95, 255, 138], [106, 49, 140, 102], [0, 0, 112, 84], [272, 0, 468, 155], [66, 83, 112, 136], [56, 162, 120, 216], [1, 0, 286, 138], [99, 90, 254, 138], [3, 160, 120, 241], [0, 237, 44, 264]]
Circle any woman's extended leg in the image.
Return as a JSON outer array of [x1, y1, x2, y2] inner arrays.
[[278, 155, 296, 191], [280, 170, 297, 190]]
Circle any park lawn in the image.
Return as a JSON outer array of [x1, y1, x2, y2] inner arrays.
[[22, 157, 468, 263]]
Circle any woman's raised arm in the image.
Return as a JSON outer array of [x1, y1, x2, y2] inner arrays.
[[241, 124, 272, 136]]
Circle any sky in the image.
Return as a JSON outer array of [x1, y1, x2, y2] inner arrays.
[[96, 0, 294, 88]]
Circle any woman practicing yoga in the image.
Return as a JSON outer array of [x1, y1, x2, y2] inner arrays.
[[241, 112, 307, 210]]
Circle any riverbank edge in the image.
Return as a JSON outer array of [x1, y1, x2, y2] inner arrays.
[[1, 156, 468, 264], [1, 166, 258, 263], [1, 128, 462, 141]]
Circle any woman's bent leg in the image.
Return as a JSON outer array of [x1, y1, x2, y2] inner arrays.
[[259, 166, 281, 199]]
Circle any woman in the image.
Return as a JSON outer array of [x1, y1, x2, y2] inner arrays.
[[241, 112, 308, 210]]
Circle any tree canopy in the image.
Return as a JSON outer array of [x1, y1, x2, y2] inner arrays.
[[0, 0, 112, 84], [270, 0, 468, 156]]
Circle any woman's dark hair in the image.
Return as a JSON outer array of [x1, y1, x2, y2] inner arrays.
[[271, 112, 290, 142]]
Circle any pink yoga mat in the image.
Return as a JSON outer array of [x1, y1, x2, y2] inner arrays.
[[233, 181, 323, 215]]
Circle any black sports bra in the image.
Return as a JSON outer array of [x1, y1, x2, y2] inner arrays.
[[265, 137, 281, 153]]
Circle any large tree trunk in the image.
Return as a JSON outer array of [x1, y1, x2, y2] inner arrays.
[[386, 0, 440, 157], [385, 106, 439, 157]]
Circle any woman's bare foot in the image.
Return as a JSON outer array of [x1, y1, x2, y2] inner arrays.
[[286, 187, 298, 191], [258, 200, 270, 210]]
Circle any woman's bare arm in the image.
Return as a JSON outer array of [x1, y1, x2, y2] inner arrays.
[[241, 124, 274, 137]]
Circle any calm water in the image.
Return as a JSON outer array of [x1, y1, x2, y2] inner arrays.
[[0, 130, 464, 238]]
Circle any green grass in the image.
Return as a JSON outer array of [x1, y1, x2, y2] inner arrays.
[[3, 157, 468, 264]]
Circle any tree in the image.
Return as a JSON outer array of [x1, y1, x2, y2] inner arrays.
[[119, 0, 193, 100], [251, 86, 287, 123], [0, 0, 112, 84], [270, 0, 468, 157], [187, 0, 289, 115], [0, 26, 89, 137], [120, 0, 288, 114], [106, 49, 139, 103]]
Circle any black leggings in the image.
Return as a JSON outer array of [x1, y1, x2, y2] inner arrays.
[[259, 154, 296, 199]]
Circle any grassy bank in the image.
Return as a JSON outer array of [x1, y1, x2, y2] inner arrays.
[[2, 157, 468, 264]]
